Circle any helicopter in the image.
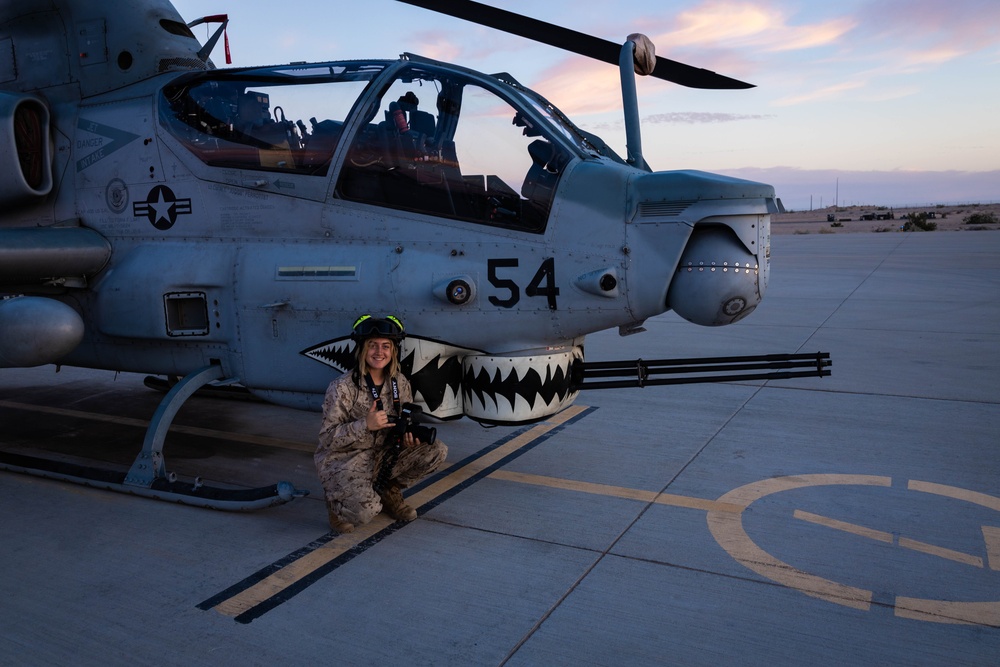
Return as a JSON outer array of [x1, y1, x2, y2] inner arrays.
[[0, 0, 829, 509]]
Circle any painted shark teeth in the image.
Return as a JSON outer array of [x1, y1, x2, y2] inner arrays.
[[301, 338, 354, 374], [402, 338, 478, 420], [302, 337, 583, 424], [462, 348, 582, 424], [301, 336, 476, 419]]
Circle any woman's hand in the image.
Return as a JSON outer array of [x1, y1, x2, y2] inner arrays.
[[366, 401, 392, 431]]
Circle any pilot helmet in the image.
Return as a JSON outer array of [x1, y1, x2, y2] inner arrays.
[[351, 314, 405, 347]]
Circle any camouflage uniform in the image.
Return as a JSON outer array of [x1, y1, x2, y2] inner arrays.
[[315, 372, 447, 526]]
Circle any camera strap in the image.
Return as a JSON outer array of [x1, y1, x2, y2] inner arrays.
[[364, 373, 400, 416]]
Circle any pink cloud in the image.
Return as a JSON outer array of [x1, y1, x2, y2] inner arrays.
[[652, 1, 857, 52], [773, 80, 866, 106], [848, 0, 1000, 71], [409, 29, 465, 63], [856, 0, 1000, 49], [528, 59, 624, 116], [657, 2, 782, 46]]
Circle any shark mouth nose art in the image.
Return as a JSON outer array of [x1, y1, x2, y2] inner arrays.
[[302, 337, 582, 425]]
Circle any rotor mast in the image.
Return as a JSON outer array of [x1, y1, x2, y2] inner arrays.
[[394, 0, 754, 168]]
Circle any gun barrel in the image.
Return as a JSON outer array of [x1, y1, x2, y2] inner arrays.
[[575, 352, 831, 390]]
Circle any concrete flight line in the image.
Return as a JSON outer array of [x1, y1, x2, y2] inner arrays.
[[198, 427, 1000, 626], [9, 397, 996, 627], [0, 399, 317, 452], [201, 404, 598, 623], [200, 408, 746, 624]]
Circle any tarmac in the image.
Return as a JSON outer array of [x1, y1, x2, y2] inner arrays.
[[1, 230, 999, 666]]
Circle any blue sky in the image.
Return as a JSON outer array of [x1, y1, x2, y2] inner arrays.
[[171, 0, 999, 209]]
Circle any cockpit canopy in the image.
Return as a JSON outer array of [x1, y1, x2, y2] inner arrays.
[[160, 57, 617, 233], [161, 62, 382, 177]]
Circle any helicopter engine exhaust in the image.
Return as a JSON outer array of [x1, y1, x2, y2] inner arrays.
[[0, 296, 84, 368], [667, 226, 764, 326], [0, 92, 53, 205]]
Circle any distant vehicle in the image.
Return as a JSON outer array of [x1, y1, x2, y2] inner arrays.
[[861, 212, 893, 221]]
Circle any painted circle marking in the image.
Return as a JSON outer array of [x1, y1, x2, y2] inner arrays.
[[706, 474, 1000, 625]]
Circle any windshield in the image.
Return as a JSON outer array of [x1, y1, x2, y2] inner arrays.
[[159, 62, 386, 176], [504, 82, 622, 163], [336, 63, 576, 233]]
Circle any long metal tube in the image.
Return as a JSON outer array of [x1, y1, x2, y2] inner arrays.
[[576, 352, 831, 389], [0, 227, 111, 281], [620, 40, 643, 167]]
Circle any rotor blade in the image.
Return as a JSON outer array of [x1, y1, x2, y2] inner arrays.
[[394, 0, 754, 89]]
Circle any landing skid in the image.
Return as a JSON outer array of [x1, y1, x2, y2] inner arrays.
[[0, 364, 308, 511], [0, 451, 303, 510], [143, 374, 262, 401]]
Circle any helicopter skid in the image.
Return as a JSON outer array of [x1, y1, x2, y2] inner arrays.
[[0, 363, 309, 510], [0, 450, 305, 510]]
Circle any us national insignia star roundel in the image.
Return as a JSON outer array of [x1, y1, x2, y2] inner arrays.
[[133, 185, 192, 230]]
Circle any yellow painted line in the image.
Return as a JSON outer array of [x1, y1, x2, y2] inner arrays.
[[794, 510, 894, 544], [0, 398, 151, 428], [713, 476, 1000, 626], [795, 509, 984, 568], [898, 537, 983, 568], [708, 475, 892, 611], [405, 405, 588, 509], [0, 399, 316, 452], [898, 482, 1000, 625], [214, 515, 396, 617], [488, 470, 744, 514], [895, 598, 1000, 627], [909, 479, 1000, 512], [983, 526, 1000, 571], [213, 405, 590, 617]]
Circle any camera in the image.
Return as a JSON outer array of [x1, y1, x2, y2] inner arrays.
[[388, 402, 437, 446], [375, 402, 437, 495]]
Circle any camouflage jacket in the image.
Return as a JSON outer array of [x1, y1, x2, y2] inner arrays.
[[314, 371, 412, 467]]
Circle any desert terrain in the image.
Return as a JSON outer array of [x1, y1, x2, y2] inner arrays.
[[772, 202, 1000, 235]]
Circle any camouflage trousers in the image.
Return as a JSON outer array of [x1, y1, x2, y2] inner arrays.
[[318, 439, 447, 526]]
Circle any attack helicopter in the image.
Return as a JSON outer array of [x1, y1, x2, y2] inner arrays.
[[0, 0, 829, 509]]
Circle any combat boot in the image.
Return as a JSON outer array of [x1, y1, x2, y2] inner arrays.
[[327, 503, 355, 534], [378, 483, 417, 522]]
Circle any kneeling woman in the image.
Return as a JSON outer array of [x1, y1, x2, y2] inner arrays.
[[315, 315, 448, 533]]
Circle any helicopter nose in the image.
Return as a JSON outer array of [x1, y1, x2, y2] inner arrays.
[[667, 226, 763, 326], [625, 169, 773, 327]]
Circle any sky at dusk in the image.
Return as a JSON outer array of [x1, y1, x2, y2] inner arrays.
[[171, 0, 1000, 210]]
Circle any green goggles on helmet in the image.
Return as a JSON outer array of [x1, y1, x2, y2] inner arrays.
[[351, 314, 405, 343]]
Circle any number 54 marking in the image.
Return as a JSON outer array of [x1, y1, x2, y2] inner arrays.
[[487, 257, 560, 310]]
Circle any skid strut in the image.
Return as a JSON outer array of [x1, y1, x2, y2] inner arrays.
[[0, 364, 307, 510]]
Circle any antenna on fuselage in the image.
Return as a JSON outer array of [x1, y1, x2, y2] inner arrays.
[[188, 14, 232, 65]]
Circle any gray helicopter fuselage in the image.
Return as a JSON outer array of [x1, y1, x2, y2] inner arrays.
[[3, 51, 774, 421]]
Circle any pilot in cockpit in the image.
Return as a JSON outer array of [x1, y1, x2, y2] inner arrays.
[[384, 91, 438, 162], [236, 90, 273, 137]]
